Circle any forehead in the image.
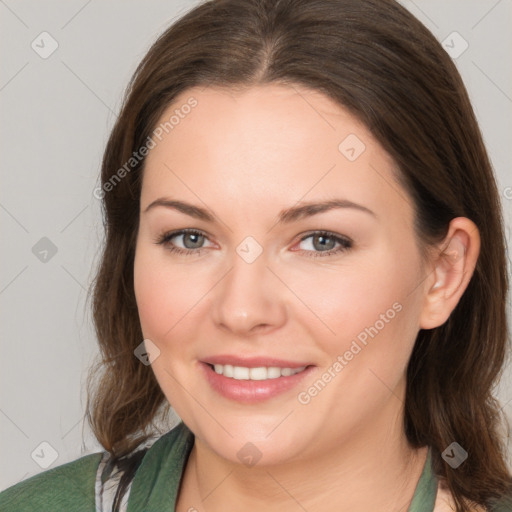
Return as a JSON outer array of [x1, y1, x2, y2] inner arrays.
[[141, 84, 410, 224]]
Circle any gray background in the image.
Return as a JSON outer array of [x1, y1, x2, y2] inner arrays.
[[1, 0, 511, 490]]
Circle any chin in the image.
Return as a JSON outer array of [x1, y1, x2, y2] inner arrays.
[[190, 418, 310, 467]]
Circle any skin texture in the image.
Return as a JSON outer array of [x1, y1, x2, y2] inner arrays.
[[133, 84, 481, 511]]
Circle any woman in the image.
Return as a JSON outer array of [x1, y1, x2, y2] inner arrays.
[[1, 0, 511, 510]]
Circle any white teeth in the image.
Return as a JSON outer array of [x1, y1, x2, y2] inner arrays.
[[233, 366, 250, 380], [267, 367, 282, 379], [211, 364, 306, 380], [249, 367, 268, 380]]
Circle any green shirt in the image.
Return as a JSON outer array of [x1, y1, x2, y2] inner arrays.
[[1, 421, 511, 511]]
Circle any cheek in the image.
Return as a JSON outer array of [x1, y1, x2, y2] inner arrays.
[[295, 255, 413, 341], [341, 254, 422, 380], [297, 271, 419, 423], [133, 243, 214, 344], [135, 277, 164, 338], [134, 243, 180, 339], [302, 247, 422, 376]]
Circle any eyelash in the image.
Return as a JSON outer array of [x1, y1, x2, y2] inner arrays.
[[154, 228, 353, 258]]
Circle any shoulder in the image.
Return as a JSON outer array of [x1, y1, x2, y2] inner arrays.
[[435, 481, 512, 512], [0, 451, 104, 512], [434, 484, 487, 512], [125, 422, 194, 510], [489, 492, 512, 512], [0, 423, 193, 512]]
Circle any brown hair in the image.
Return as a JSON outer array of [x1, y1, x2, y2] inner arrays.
[[86, 0, 512, 509]]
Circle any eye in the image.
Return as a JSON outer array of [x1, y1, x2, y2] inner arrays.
[[155, 229, 353, 258], [155, 229, 213, 256], [294, 231, 353, 258]]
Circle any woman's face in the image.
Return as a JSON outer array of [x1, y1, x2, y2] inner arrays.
[[134, 84, 431, 465]]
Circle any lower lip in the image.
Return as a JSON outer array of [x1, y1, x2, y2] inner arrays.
[[199, 362, 315, 403]]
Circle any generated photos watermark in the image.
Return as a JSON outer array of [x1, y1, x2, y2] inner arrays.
[[93, 96, 198, 200], [297, 301, 403, 405]]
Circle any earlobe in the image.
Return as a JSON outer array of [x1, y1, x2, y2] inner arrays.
[[419, 217, 480, 330]]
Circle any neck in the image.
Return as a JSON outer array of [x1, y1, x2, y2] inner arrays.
[[177, 389, 428, 512]]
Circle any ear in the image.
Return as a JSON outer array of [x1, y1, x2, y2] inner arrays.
[[419, 217, 481, 330]]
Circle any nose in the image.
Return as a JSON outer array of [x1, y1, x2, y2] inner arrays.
[[211, 247, 287, 336]]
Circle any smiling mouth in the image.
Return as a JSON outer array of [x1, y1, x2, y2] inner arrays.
[[200, 361, 316, 402], [206, 363, 310, 380]]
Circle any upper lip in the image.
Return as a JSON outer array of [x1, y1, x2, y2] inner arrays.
[[202, 354, 313, 368]]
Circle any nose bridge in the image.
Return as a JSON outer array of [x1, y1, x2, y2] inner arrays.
[[211, 237, 286, 334]]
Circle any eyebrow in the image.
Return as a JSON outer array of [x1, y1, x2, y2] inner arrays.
[[143, 198, 376, 223]]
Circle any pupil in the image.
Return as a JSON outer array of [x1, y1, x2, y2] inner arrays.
[[315, 235, 334, 251], [185, 233, 203, 248]]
